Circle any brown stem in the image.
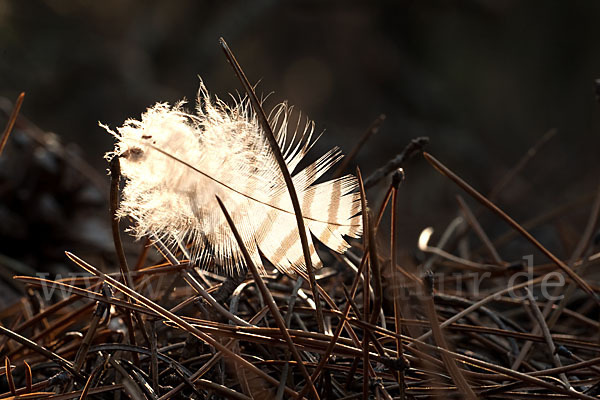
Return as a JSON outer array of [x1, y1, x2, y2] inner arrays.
[[219, 37, 325, 334], [216, 196, 320, 399], [423, 152, 599, 305], [0, 92, 24, 157]]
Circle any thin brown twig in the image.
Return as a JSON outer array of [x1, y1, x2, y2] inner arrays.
[[0, 326, 83, 381], [77, 366, 99, 400], [423, 152, 600, 305], [148, 319, 159, 394], [146, 234, 253, 327], [107, 357, 145, 400], [110, 157, 149, 358], [407, 338, 597, 400], [109, 157, 133, 288], [65, 251, 299, 398], [277, 277, 305, 400], [410, 273, 549, 346], [333, 114, 385, 178], [20, 302, 92, 344], [24, 361, 32, 393], [72, 289, 107, 372], [363, 136, 429, 189], [487, 128, 557, 201], [523, 288, 570, 389], [568, 182, 600, 264], [32, 385, 123, 400], [0, 92, 24, 157], [356, 168, 372, 400], [4, 357, 15, 395], [390, 170, 407, 399], [157, 310, 269, 400], [216, 196, 320, 400], [512, 183, 600, 369], [362, 273, 370, 400], [456, 195, 503, 264], [357, 169, 382, 328], [420, 274, 478, 400], [489, 191, 596, 252], [0, 282, 101, 355], [15, 277, 158, 317], [219, 37, 325, 334], [194, 379, 253, 400], [180, 271, 253, 327], [295, 187, 394, 399]]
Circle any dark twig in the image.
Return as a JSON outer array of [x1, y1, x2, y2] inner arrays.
[[148, 233, 254, 323], [333, 114, 385, 178], [73, 286, 108, 372], [295, 250, 371, 400], [523, 288, 570, 390], [156, 310, 269, 400], [219, 37, 325, 334], [24, 361, 32, 393], [356, 168, 372, 400], [149, 319, 159, 394], [357, 169, 382, 327], [489, 191, 596, 252], [363, 136, 429, 189], [423, 152, 600, 305], [277, 277, 305, 400], [65, 251, 299, 398], [390, 170, 407, 399], [0, 92, 24, 157], [410, 273, 549, 346], [78, 366, 99, 400], [4, 358, 15, 395], [109, 158, 134, 289], [547, 183, 600, 329], [216, 196, 320, 399], [488, 129, 557, 202], [420, 274, 478, 400], [456, 195, 503, 264], [0, 326, 83, 381], [110, 157, 147, 362], [513, 184, 600, 370], [14, 276, 158, 317]]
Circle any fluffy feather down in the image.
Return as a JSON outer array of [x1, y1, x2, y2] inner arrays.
[[104, 81, 362, 276]]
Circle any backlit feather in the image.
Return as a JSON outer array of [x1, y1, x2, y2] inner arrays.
[[104, 81, 362, 276]]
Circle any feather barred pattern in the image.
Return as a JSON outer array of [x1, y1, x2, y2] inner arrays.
[[104, 81, 362, 276]]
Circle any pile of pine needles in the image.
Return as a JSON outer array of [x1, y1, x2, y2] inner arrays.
[[1, 41, 600, 400]]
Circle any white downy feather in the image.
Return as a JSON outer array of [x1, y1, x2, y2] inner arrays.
[[104, 81, 362, 276]]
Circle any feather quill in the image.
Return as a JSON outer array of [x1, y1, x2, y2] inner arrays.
[[104, 81, 362, 276]]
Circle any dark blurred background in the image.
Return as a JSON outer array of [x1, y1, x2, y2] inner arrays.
[[1, 1, 599, 305]]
